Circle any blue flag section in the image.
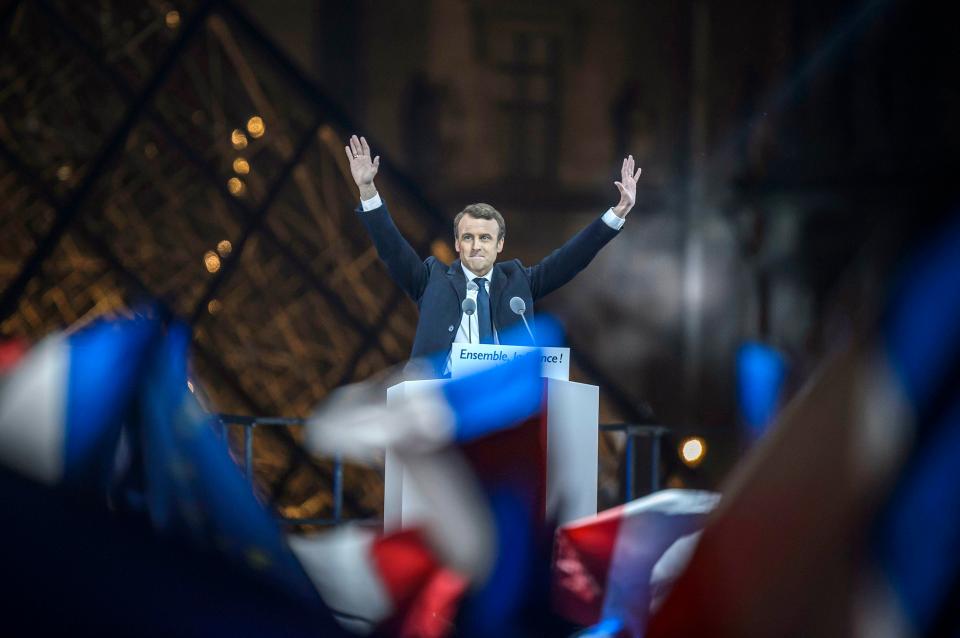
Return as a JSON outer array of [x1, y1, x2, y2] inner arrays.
[[139, 322, 326, 606], [874, 212, 960, 635], [882, 214, 960, 413], [441, 348, 545, 443], [63, 315, 161, 492], [736, 341, 787, 440]]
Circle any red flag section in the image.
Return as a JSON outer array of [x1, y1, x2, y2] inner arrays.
[[648, 344, 908, 637]]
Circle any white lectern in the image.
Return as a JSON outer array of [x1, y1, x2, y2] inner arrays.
[[384, 345, 598, 531]]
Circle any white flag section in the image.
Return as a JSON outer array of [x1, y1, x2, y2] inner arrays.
[[289, 527, 392, 635], [0, 336, 69, 484], [553, 489, 719, 637]]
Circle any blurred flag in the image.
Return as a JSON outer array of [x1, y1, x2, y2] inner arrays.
[[307, 321, 563, 637], [553, 490, 719, 637], [647, 213, 960, 637], [0, 337, 28, 374], [736, 341, 788, 440], [139, 321, 325, 605], [868, 212, 960, 636], [0, 315, 344, 635], [0, 315, 160, 491], [307, 330, 548, 460], [291, 526, 468, 637]]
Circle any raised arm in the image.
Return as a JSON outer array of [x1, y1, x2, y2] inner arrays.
[[346, 135, 429, 300], [526, 155, 641, 299]]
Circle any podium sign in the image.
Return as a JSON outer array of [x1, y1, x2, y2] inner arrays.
[[449, 343, 570, 380]]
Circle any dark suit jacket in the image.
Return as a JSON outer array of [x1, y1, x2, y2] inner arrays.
[[358, 202, 620, 371]]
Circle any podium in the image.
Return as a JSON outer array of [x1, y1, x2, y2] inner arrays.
[[384, 344, 598, 531]]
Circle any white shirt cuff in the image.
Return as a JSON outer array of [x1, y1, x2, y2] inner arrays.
[[601, 208, 625, 230], [360, 193, 383, 211]]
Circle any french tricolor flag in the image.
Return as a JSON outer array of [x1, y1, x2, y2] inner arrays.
[[291, 526, 468, 637], [305, 343, 553, 636], [0, 316, 159, 491], [647, 213, 960, 637], [553, 489, 719, 637]]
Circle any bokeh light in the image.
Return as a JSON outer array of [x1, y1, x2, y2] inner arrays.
[[680, 437, 707, 467], [231, 129, 248, 149], [227, 177, 245, 196], [203, 251, 221, 273], [246, 116, 265, 138]]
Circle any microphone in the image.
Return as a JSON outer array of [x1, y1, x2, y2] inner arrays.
[[461, 297, 476, 343], [509, 296, 535, 344], [464, 281, 479, 343]]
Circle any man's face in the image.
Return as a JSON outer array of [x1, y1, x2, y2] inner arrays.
[[455, 215, 504, 277]]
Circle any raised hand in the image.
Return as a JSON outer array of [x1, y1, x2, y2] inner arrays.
[[344, 135, 380, 199], [612, 154, 642, 218]]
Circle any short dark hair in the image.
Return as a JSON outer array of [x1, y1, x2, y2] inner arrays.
[[454, 203, 505, 241]]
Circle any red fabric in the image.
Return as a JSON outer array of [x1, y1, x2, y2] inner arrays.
[[397, 568, 469, 638], [0, 339, 28, 375], [460, 391, 549, 527], [371, 529, 440, 610], [372, 529, 469, 638], [647, 348, 880, 637], [551, 505, 625, 625]]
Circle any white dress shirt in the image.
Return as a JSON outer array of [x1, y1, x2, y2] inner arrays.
[[454, 264, 495, 346]]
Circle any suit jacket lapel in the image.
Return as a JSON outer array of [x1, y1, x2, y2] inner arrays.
[[490, 265, 506, 328], [447, 260, 466, 303]]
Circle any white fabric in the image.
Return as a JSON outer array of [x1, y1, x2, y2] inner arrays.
[[400, 448, 496, 582], [0, 336, 68, 484], [306, 379, 457, 460], [359, 192, 383, 211], [288, 527, 391, 634], [601, 208, 626, 230], [649, 531, 702, 611], [454, 263, 494, 346]]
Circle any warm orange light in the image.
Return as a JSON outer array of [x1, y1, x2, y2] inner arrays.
[[203, 251, 221, 273], [232, 157, 250, 174], [227, 177, 245, 196], [217, 240, 232, 256], [165, 10, 180, 29], [231, 129, 248, 149], [246, 116, 265, 138], [56, 165, 72, 181], [207, 299, 223, 315]]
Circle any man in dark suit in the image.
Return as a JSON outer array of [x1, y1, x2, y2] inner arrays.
[[344, 135, 641, 376]]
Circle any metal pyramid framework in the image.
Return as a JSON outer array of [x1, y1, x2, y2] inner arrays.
[[0, 0, 644, 521]]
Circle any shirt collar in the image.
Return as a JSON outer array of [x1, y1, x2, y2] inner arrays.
[[461, 262, 493, 285]]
